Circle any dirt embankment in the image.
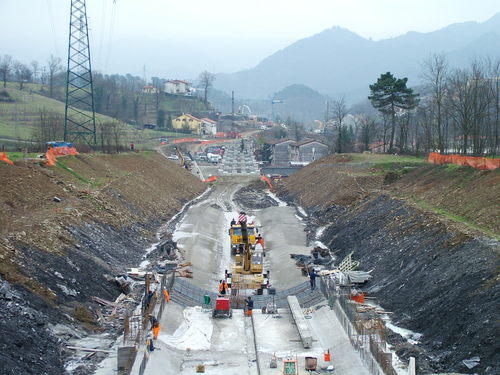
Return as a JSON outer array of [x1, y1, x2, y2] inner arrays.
[[0, 152, 205, 374], [276, 154, 499, 374]]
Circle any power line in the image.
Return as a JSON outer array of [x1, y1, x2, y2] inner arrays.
[[45, 0, 60, 57]]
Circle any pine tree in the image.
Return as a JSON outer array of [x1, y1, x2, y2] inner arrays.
[[369, 72, 419, 152]]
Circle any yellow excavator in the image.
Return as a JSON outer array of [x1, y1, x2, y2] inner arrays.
[[232, 217, 265, 290], [175, 146, 185, 168]]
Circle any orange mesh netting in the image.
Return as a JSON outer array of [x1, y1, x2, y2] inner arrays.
[[1, 152, 14, 165], [204, 175, 217, 183], [428, 153, 499, 171], [172, 138, 199, 144], [45, 146, 78, 166], [260, 175, 273, 189]]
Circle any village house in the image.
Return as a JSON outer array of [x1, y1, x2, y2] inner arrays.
[[201, 118, 217, 136], [171, 114, 203, 134], [291, 139, 329, 164], [164, 80, 192, 96], [271, 139, 296, 166]]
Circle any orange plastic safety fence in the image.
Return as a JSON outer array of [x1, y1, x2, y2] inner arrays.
[[203, 175, 217, 183], [1, 152, 14, 165], [172, 138, 199, 144], [51, 146, 78, 156], [45, 146, 78, 166], [428, 152, 500, 171], [260, 175, 273, 189]]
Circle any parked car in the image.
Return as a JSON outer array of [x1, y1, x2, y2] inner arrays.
[[167, 154, 179, 160]]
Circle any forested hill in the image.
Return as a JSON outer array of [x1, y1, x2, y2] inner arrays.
[[215, 13, 500, 100]]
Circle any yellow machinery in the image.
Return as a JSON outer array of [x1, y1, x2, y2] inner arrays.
[[233, 220, 263, 276], [229, 223, 257, 255], [175, 147, 185, 167]]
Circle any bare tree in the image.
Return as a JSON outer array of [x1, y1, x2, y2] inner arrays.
[[422, 54, 448, 153], [109, 120, 126, 153], [0, 55, 13, 88], [357, 115, 377, 151], [31, 60, 39, 83], [487, 59, 500, 156], [332, 96, 348, 153], [447, 69, 470, 154], [32, 110, 65, 149], [14, 61, 32, 90], [47, 55, 62, 98], [198, 70, 215, 106]]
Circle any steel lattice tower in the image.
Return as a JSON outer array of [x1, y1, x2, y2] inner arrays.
[[64, 0, 96, 145]]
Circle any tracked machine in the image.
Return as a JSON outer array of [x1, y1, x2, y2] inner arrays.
[[231, 213, 267, 292]]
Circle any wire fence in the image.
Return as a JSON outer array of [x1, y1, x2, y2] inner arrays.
[[321, 276, 399, 375], [120, 270, 175, 375]]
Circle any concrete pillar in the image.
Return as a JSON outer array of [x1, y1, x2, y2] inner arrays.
[[408, 357, 416, 375]]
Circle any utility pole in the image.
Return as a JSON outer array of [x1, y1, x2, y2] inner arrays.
[[231, 90, 235, 117], [64, 0, 96, 146]]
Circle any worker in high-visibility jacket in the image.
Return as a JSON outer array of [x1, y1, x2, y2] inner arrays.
[[219, 280, 228, 295], [163, 288, 170, 303], [256, 234, 265, 250], [152, 321, 160, 340]]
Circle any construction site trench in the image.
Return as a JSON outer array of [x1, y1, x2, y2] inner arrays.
[[0, 150, 498, 375]]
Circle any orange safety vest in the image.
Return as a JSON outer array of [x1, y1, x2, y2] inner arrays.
[[163, 289, 170, 302], [153, 325, 160, 339], [219, 282, 228, 293]]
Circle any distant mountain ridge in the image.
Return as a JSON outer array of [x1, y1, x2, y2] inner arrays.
[[215, 13, 500, 101]]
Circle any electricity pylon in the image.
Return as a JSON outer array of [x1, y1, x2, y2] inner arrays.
[[64, 0, 96, 145]]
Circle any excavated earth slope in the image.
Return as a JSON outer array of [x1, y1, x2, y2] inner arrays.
[[0, 152, 205, 374], [276, 154, 499, 375]]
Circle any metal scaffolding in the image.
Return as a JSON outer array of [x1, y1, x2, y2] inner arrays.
[[64, 0, 96, 145]]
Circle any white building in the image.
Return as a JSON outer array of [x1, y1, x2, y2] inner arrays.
[[164, 80, 192, 96], [201, 118, 217, 136]]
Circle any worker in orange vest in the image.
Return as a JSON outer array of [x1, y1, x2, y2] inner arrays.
[[163, 288, 170, 303], [219, 280, 228, 295], [152, 321, 160, 340]]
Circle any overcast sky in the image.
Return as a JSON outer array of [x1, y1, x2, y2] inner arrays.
[[1, 0, 499, 79]]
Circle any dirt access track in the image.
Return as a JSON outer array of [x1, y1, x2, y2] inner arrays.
[[275, 154, 499, 374], [0, 152, 205, 374]]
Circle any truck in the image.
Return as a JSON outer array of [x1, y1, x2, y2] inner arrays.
[[207, 152, 221, 163]]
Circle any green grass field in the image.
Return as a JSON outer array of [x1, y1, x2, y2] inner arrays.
[[0, 82, 187, 150]]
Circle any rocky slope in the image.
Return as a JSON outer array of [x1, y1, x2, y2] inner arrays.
[[276, 154, 499, 374], [0, 151, 206, 374]]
